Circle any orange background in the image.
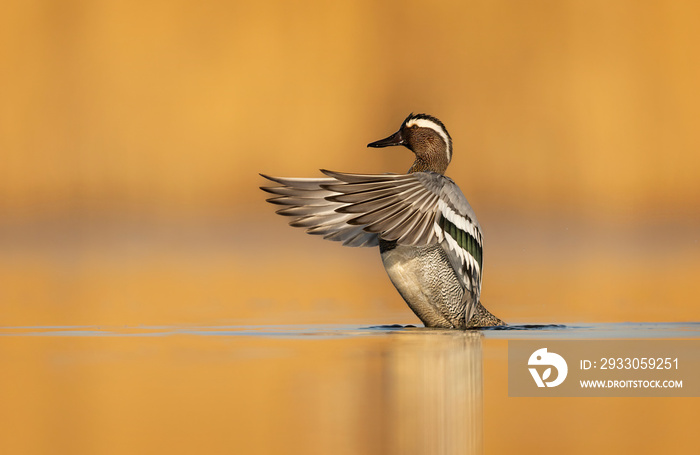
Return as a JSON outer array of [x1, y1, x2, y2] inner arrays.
[[1, 3, 700, 455], [1, 0, 699, 324]]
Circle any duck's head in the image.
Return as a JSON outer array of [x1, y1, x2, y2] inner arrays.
[[367, 113, 453, 174]]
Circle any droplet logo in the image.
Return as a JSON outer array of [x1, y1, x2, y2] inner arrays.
[[528, 348, 568, 387]]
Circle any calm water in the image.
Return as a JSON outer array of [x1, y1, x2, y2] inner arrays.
[[1, 322, 698, 455]]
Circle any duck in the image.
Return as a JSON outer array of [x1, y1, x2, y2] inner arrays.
[[260, 113, 505, 329]]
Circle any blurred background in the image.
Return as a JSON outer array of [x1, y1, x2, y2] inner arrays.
[[2, 2, 700, 455], [1, 0, 699, 326]]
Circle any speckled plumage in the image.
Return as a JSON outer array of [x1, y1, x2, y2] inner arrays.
[[261, 113, 505, 328], [380, 240, 468, 328]]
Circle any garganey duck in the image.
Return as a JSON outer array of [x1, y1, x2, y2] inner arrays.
[[260, 113, 505, 328]]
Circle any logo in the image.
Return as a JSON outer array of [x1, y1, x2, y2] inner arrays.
[[528, 348, 568, 387]]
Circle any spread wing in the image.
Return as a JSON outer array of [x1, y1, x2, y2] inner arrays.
[[260, 170, 483, 288]]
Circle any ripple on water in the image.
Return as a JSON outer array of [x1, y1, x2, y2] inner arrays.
[[0, 322, 698, 339]]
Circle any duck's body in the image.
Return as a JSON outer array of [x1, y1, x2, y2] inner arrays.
[[380, 240, 469, 328], [261, 114, 504, 328]]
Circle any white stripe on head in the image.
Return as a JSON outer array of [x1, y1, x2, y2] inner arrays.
[[405, 117, 452, 161]]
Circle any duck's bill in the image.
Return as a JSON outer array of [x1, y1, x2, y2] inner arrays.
[[367, 130, 404, 148]]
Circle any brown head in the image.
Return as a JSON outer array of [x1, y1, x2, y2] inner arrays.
[[367, 113, 453, 174]]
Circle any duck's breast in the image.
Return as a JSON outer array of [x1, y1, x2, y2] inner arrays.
[[379, 239, 468, 329]]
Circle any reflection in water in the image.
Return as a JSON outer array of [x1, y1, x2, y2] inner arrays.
[[2, 324, 699, 454], [380, 330, 483, 455], [0, 326, 485, 455]]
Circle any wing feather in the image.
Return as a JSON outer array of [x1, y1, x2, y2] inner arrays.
[[259, 171, 482, 266]]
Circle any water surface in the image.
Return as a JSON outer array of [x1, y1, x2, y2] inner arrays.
[[1, 322, 697, 454]]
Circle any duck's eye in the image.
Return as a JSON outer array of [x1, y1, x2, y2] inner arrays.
[[411, 125, 418, 129]]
